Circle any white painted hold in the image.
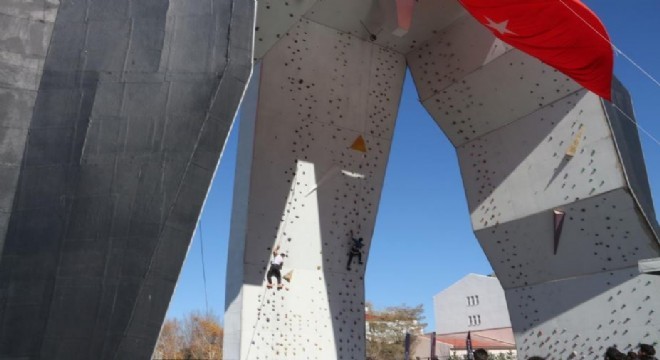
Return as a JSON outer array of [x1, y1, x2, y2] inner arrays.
[[341, 169, 366, 179]]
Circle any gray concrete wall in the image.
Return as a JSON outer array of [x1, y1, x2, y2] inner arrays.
[[0, 0, 59, 257], [3, 1, 658, 359], [224, 18, 406, 360], [408, 13, 659, 360], [0, 0, 254, 358]]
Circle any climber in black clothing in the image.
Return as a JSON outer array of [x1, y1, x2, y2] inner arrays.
[[346, 230, 364, 270]]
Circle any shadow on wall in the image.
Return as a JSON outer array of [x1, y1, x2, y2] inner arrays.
[[458, 91, 585, 215], [508, 267, 660, 357], [602, 78, 659, 234]]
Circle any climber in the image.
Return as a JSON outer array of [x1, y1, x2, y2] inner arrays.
[[346, 231, 364, 270], [267, 246, 286, 289]]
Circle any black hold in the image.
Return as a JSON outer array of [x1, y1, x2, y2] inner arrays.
[[359, 20, 377, 42]]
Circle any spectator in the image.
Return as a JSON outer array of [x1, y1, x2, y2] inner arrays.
[[638, 344, 657, 360], [474, 348, 489, 360], [605, 347, 626, 360]]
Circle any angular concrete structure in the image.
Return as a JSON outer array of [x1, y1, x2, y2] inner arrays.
[[1, 0, 658, 359], [0, 0, 253, 358], [224, 20, 406, 359], [224, 1, 658, 360], [407, 16, 660, 358]]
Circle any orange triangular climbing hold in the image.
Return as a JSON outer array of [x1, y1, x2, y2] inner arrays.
[[350, 135, 367, 153]]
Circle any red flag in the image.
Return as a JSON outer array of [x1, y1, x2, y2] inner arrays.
[[459, 0, 613, 100]]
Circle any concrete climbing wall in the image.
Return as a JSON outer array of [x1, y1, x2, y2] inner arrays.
[[408, 14, 659, 360], [224, 18, 406, 360], [4, 0, 658, 358], [0, 0, 254, 358]]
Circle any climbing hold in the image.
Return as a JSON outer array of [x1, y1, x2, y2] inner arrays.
[[565, 127, 584, 157], [350, 135, 367, 153], [553, 209, 565, 255], [283, 270, 294, 282]]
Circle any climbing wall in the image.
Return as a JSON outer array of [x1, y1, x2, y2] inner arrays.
[[224, 18, 405, 360], [0, 0, 254, 358], [408, 13, 659, 360]]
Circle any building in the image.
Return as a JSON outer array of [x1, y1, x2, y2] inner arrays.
[[436, 329, 516, 358], [433, 274, 516, 357], [434, 274, 511, 334], [413, 329, 516, 360], [413, 334, 452, 360]]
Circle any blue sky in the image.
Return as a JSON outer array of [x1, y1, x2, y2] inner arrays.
[[166, 1, 660, 332]]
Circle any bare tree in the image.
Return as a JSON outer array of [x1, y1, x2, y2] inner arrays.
[[366, 303, 426, 360], [181, 312, 223, 360], [153, 311, 223, 359], [154, 319, 185, 359]]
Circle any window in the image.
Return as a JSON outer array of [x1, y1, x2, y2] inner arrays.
[[475, 295, 480, 305], [468, 315, 482, 326]]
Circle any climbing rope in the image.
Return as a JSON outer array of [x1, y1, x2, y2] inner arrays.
[[557, 0, 660, 90], [244, 166, 301, 358], [198, 220, 210, 315], [557, 0, 660, 147], [611, 103, 660, 147]]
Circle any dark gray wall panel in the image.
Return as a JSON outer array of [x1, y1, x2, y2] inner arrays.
[[602, 77, 659, 237], [0, 0, 58, 258], [0, 0, 254, 359]]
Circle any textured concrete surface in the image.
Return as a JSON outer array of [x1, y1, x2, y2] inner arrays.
[[224, 18, 406, 359], [408, 14, 659, 359], [0, 0, 254, 358], [0, 0, 58, 258], [228, 1, 658, 359], [434, 274, 511, 334], [1, 0, 658, 359]]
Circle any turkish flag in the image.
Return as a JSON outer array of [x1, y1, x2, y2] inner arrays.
[[459, 0, 613, 100]]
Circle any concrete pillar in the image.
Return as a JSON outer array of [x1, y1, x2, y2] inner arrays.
[[408, 14, 659, 360], [0, 0, 254, 358], [224, 19, 406, 360]]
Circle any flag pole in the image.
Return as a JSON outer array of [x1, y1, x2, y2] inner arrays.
[[404, 332, 411, 360], [466, 331, 474, 360], [431, 331, 437, 360]]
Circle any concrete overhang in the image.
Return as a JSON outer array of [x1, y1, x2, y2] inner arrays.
[[639, 257, 660, 275]]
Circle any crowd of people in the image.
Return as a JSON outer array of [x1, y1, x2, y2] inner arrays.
[[468, 343, 657, 360], [602, 343, 658, 360]]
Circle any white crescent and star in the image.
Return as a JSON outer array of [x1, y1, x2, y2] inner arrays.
[[484, 17, 517, 35]]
